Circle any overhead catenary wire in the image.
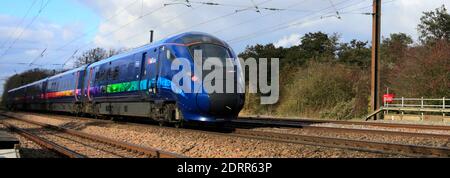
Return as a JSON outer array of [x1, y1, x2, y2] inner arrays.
[[226, 0, 370, 44], [3, 0, 148, 61], [327, 0, 342, 19], [163, 0, 274, 39], [339, 0, 396, 15], [0, 0, 38, 51], [50, 0, 221, 67], [29, 48, 47, 66], [116, 0, 213, 47], [35, 0, 331, 67], [25, 0, 395, 69], [53, 0, 141, 51], [40, 4, 168, 67], [173, 0, 315, 13], [0, 0, 52, 59], [48, 0, 351, 67], [212, 0, 309, 34]]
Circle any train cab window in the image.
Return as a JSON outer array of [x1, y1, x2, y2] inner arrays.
[[189, 43, 231, 64]]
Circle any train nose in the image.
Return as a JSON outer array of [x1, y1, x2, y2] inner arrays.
[[196, 74, 245, 116], [208, 93, 244, 116]]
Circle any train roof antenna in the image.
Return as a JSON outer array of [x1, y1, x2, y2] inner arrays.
[[150, 30, 154, 43]]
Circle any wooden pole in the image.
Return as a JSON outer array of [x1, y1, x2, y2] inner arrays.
[[371, 0, 381, 120]]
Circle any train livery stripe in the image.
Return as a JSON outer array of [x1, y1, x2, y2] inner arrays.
[[106, 81, 140, 93], [46, 90, 75, 98]]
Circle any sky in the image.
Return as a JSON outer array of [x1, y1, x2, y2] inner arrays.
[[0, 0, 449, 95]]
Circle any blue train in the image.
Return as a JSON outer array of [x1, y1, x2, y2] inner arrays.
[[6, 32, 245, 126]]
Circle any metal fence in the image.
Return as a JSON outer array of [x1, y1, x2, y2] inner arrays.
[[384, 97, 450, 110], [379, 97, 450, 121]]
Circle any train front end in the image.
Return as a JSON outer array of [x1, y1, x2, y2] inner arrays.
[[166, 32, 245, 123]]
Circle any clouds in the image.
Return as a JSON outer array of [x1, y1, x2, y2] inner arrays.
[[274, 34, 301, 48], [77, 0, 194, 49], [0, 14, 84, 94], [0, 14, 83, 60]]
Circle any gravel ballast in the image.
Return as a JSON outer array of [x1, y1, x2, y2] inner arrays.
[[1, 112, 405, 158]]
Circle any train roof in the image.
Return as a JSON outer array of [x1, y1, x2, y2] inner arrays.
[[47, 65, 86, 80], [87, 32, 228, 67], [8, 66, 87, 93], [8, 78, 48, 93]]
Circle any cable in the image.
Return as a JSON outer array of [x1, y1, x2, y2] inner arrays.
[[53, 0, 141, 51], [339, 0, 397, 15], [226, 0, 368, 44], [115, 1, 211, 47], [0, 46, 73, 51], [327, 0, 342, 19], [163, 0, 273, 39], [0, 0, 38, 51], [212, 0, 309, 34], [174, 0, 314, 13], [52, 0, 211, 66], [0, 0, 51, 59], [40, 4, 167, 67]]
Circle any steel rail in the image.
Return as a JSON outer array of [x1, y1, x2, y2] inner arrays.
[[1, 121, 86, 158], [5, 112, 449, 157], [237, 116, 450, 131], [0, 114, 185, 158], [233, 119, 450, 139], [232, 129, 450, 158]]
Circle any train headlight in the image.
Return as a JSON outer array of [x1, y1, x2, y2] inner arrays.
[[191, 75, 199, 82]]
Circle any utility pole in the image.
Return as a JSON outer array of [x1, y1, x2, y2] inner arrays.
[[370, 0, 381, 120]]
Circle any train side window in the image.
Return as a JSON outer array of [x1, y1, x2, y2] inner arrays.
[[95, 71, 100, 80], [166, 49, 175, 61], [127, 62, 134, 80], [107, 68, 111, 80], [112, 66, 120, 81], [100, 69, 106, 81], [134, 60, 140, 78], [161, 46, 175, 61]]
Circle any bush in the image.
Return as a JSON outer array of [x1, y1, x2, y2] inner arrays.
[[274, 61, 369, 118]]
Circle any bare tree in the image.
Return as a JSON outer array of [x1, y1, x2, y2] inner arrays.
[[74, 47, 124, 67]]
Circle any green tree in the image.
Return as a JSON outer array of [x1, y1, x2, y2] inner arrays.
[[298, 32, 339, 62], [381, 33, 413, 64], [337, 39, 371, 68], [418, 5, 450, 44]]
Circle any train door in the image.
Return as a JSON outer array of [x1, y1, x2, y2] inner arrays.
[[74, 71, 80, 102], [148, 48, 161, 99], [157, 45, 176, 100], [137, 52, 148, 99]]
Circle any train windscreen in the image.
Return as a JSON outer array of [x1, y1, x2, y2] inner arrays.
[[189, 43, 231, 64]]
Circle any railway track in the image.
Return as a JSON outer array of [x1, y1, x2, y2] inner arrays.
[[236, 116, 450, 131], [0, 115, 185, 158], [233, 119, 450, 140], [1, 121, 85, 158], [230, 129, 450, 158], [3, 112, 450, 157]]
